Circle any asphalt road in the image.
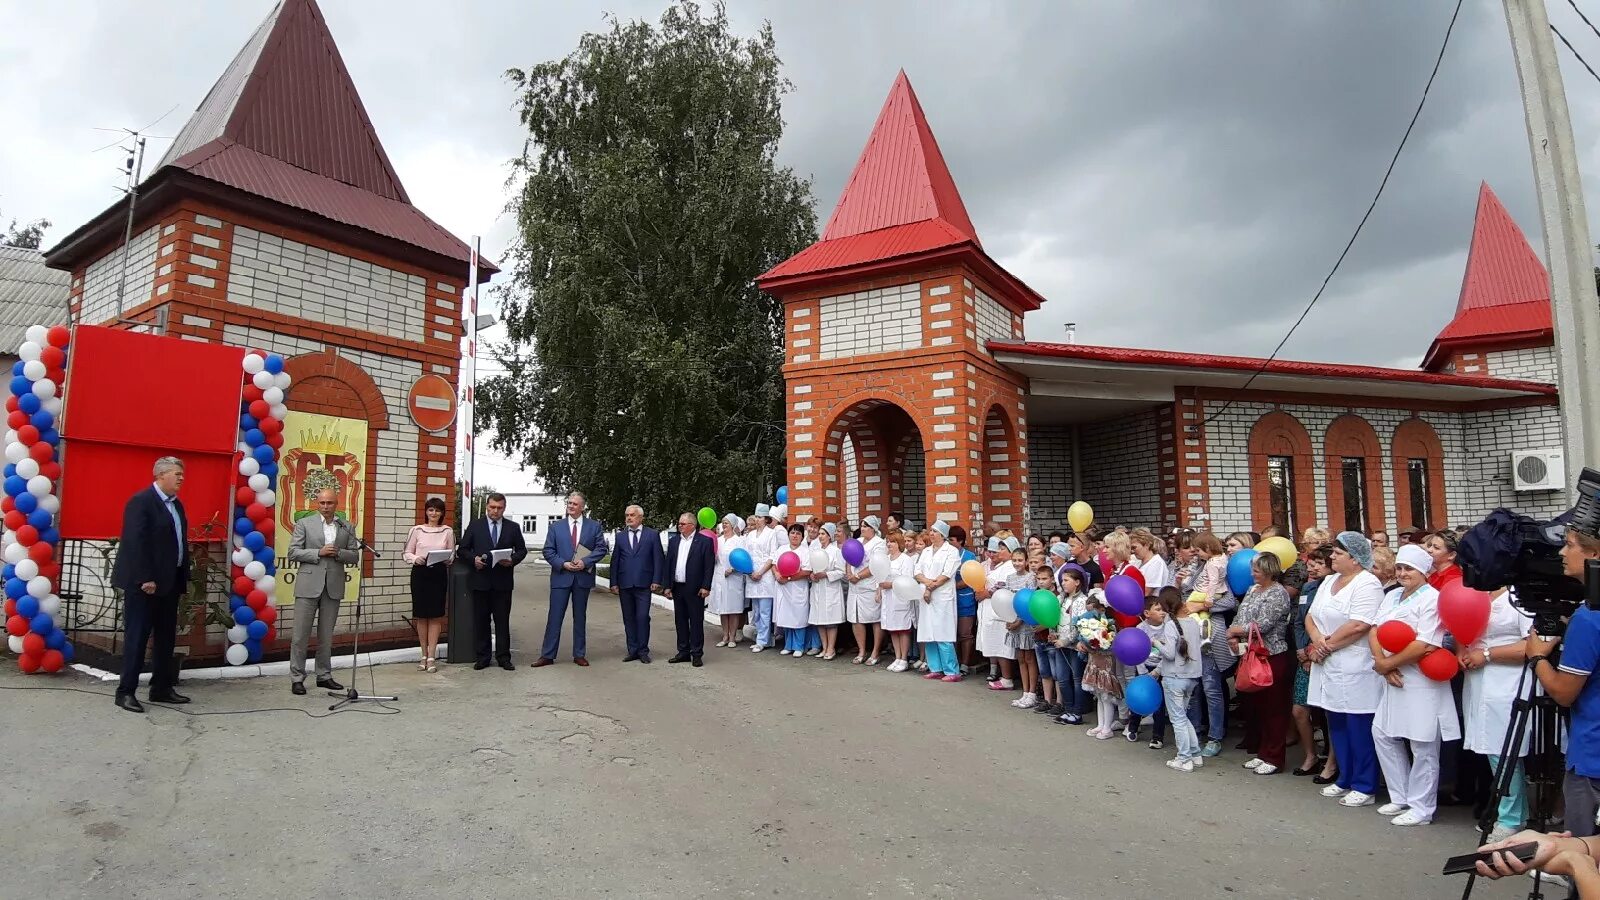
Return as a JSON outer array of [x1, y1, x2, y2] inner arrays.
[[0, 572, 1540, 899]]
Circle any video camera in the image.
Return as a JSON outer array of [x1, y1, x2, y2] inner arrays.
[[1457, 466, 1600, 635]]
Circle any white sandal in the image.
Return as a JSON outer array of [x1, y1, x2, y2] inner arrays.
[[427, 657, 438, 673], [417, 658, 428, 671], [852, 655, 864, 664]]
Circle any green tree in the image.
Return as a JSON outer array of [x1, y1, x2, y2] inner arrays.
[[2, 217, 50, 250], [481, 0, 815, 526]]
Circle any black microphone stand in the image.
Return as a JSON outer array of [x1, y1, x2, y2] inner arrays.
[[329, 536, 398, 709]]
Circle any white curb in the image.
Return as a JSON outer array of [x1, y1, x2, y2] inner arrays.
[[71, 644, 434, 684]]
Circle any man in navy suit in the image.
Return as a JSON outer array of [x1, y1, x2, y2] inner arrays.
[[536, 491, 609, 666], [607, 503, 664, 663], [111, 456, 193, 712], [457, 492, 528, 670], [665, 511, 715, 667]]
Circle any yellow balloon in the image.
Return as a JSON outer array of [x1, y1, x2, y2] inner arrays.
[[1258, 536, 1298, 570], [1067, 501, 1094, 533], [960, 560, 987, 589]]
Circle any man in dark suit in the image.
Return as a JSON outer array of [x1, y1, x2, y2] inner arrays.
[[665, 511, 715, 667], [111, 456, 192, 712], [536, 491, 608, 667], [607, 503, 664, 663], [456, 492, 527, 670]]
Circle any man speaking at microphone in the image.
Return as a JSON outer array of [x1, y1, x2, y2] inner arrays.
[[287, 488, 359, 695]]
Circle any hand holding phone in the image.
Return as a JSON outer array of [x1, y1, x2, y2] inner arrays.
[[1441, 841, 1539, 876]]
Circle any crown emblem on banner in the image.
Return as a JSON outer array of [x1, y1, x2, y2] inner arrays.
[[298, 423, 350, 455]]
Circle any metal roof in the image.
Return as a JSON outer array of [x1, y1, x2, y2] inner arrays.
[[1423, 183, 1550, 368], [0, 246, 69, 351]]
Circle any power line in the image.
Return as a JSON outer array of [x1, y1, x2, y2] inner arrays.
[[1565, 0, 1600, 42], [1201, 0, 1464, 426], [1552, 23, 1600, 86]]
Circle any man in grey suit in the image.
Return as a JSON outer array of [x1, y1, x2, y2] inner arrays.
[[287, 488, 359, 695]]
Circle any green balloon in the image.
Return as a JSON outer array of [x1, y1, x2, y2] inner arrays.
[[1029, 590, 1061, 629], [697, 506, 717, 529]]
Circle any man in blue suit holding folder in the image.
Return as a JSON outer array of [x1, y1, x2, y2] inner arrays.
[[536, 491, 609, 667], [607, 503, 664, 663]]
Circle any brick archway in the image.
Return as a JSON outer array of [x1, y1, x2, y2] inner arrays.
[[1247, 410, 1315, 534], [981, 403, 1025, 530], [282, 351, 387, 569], [816, 394, 929, 524], [1324, 413, 1386, 534], [1391, 417, 1446, 532]]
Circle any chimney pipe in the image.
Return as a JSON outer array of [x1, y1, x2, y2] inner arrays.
[[1064, 322, 1076, 344]]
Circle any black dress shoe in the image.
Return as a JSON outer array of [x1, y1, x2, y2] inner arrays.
[[623, 654, 639, 663], [1293, 757, 1327, 777], [1312, 769, 1340, 785], [473, 660, 491, 670], [114, 694, 145, 713], [499, 660, 515, 671], [317, 678, 344, 691], [149, 690, 190, 704], [638, 653, 651, 664], [291, 681, 307, 696], [691, 657, 703, 668], [668, 654, 690, 664]]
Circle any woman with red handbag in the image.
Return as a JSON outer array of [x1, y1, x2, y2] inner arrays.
[[1228, 552, 1295, 775]]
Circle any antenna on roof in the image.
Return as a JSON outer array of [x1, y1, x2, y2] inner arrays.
[[109, 132, 147, 328]]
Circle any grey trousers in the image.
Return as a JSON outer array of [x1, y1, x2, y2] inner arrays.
[[290, 590, 341, 681]]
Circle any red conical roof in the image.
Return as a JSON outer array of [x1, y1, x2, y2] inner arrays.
[[1422, 183, 1550, 370]]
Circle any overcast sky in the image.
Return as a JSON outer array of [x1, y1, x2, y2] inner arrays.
[[5, 0, 1600, 493]]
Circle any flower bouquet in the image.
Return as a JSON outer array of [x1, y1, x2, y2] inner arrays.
[[1078, 615, 1115, 651]]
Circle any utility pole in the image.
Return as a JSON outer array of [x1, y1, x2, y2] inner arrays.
[[112, 134, 147, 322], [461, 236, 481, 519], [1503, 0, 1600, 500]]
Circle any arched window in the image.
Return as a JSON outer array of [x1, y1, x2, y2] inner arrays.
[[1392, 417, 1446, 532], [1248, 410, 1315, 535], [1324, 414, 1385, 535]]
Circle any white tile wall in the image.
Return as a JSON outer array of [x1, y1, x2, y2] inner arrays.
[[818, 283, 921, 359], [842, 432, 859, 520], [1445, 404, 1568, 524], [228, 227, 428, 341], [974, 287, 1011, 352], [81, 225, 159, 325], [1079, 412, 1162, 528], [900, 441, 926, 526], [1486, 345, 1557, 382], [1026, 425, 1074, 532]]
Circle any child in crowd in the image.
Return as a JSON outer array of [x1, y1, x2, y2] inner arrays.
[[1052, 565, 1092, 725], [1031, 567, 1064, 718], [1077, 595, 1121, 738], [1125, 593, 1172, 748], [1158, 588, 1206, 772], [1005, 550, 1040, 708]]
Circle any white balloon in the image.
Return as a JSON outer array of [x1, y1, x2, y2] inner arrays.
[[23, 325, 46, 346], [2, 431, 13, 446], [6, 635, 22, 654], [17, 342, 40, 362], [808, 550, 828, 573], [230, 548, 252, 567], [26, 576, 50, 598], [26, 475, 50, 497], [892, 575, 921, 603], [251, 370, 274, 390], [30, 379, 55, 399], [254, 574, 275, 593], [14, 458, 38, 480], [14, 559, 38, 580], [243, 561, 266, 580], [3, 543, 25, 564], [42, 397, 61, 416], [869, 549, 891, 580], [247, 473, 269, 492], [239, 457, 260, 477], [224, 643, 249, 666], [39, 594, 59, 617], [268, 403, 288, 420], [37, 494, 58, 515], [255, 490, 275, 507], [231, 534, 245, 550], [4, 442, 26, 464], [237, 441, 252, 456], [21, 360, 45, 381], [242, 354, 265, 375], [226, 624, 248, 644], [991, 589, 1019, 624], [273, 371, 291, 391], [262, 387, 284, 405]]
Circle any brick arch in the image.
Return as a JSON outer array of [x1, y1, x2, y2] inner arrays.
[[1323, 413, 1386, 534], [817, 392, 928, 522], [835, 426, 885, 523], [1391, 416, 1446, 532], [1247, 410, 1315, 534], [282, 351, 388, 571], [981, 402, 1024, 530]]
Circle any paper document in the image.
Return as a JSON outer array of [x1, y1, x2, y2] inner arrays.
[[490, 548, 516, 564], [571, 544, 591, 565], [424, 549, 454, 566]]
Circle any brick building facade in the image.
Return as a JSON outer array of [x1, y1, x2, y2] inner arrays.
[[44, 0, 489, 662], [761, 75, 1567, 539]]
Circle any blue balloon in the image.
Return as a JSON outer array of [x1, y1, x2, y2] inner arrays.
[[233, 605, 257, 625], [4, 578, 25, 600], [244, 531, 266, 551], [29, 612, 52, 634], [38, 527, 58, 546], [264, 354, 285, 374], [60, 641, 73, 663], [775, 486, 788, 505], [259, 462, 278, 480], [228, 593, 245, 611], [14, 492, 36, 514], [9, 376, 31, 398], [2, 464, 13, 479], [15, 595, 38, 618], [39, 428, 57, 446], [1226, 549, 1259, 597], [3, 476, 25, 497], [29, 410, 52, 431], [9, 362, 21, 376], [235, 517, 254, 536], [1013, 588, 1037, 626], [240, 414, 258, 431], [2, 565, 13, 582], [252, 444, 274, 464], [729, 547, 753, 574], [245, 638, 263, 663], [1126, 674, 1163, 717], [26, 509, 50, 530], [247, 619, 268, 640], [17, 393, 38, 414], [253, 547, 274, 565], [244, 428, 265, 447], [266, 561, 276, 576], [44, 628, 65, 650]]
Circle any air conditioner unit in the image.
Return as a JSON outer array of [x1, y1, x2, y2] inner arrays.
[[1511, 449, 1565, 491]]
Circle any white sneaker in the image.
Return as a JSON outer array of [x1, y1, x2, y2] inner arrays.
[[1391, 810, 1430, 826], [805, 648, 821, 657], [1189, 756, 1204, 768], [1485, 824, 1518, 845], [1340, 791, 1375, 808], [1254, 764, 1279, 775], [792, 651, 804, 662], [1093, 729, 1113, 740], [1377, 802, 1409, 817], [752, 644, 765, 653], [1166, 758, 1195, 772], [1242, 758, 1264, 770], [1016, 693, 1037, 709], [1320, 784, 1349, 798]]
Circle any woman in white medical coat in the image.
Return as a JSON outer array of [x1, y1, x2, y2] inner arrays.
[[1459, 586, 1532, 842], [709, 514, 747, 648], [772, 523, 812, 658], [880, 533, 918, 671], [915, 521, 962, 681], [808, 523, 846, 659]]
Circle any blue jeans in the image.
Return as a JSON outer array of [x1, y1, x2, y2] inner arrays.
[[1165, 675, 1201, 760], [1191, 653, 1233, 742], [1067, 650, 1090, 715], [750, 596, 773, 647], [1035, 645, 1064, 682], [1326, 711, 1379, 795], [925, 642, 958, 675]]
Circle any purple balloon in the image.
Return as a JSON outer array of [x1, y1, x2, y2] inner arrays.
[[841, 538, 865, 567], [1112, 627, 1152, 667], [1105, 574, 1145, 617]]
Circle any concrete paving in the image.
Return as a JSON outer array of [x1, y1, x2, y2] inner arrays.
[[2, 572, 1535, 899]]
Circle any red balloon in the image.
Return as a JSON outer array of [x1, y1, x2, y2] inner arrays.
[[3, 510, 25, 531], [45, 326, 68, 348], [263, 624, 277, 643], [1376, 620, 1418, 655], [1439, 582, 1492, 645], [246, 590, 268, 611], [258, 417, 282, 436], [40, 649, 63, 672], [1112, 610, 1142, 629], [5, 396, 18, 413], [246, 503, 268, 523], [28, 442, 51, 464], [39, 461, 59, 481], [775, 551, 801, 577], [243, 384, 264, 403], [30, 543, 53, 565], [15, 425, 38, 445], [265, 431, 283, 450], [2, 599, 13, 617], [14, 525, 38, 546], [1419, 647, 1461, 682], [258, 604, 278, 625], [17, 652, 40, 674], [5, 614, 29, 636], [236, 486, 255, 507], [233, 576, 255, 596], [38, 560, 58, 580], [6, 411, 26, 430], [45, 368, 64, 385], [21, 632, 44, 656], [39, 346, 64, 369], [248, 400, 270, 420], [1, 496, 15, 514]]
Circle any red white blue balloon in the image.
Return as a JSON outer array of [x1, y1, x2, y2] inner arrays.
[[225, 351, 290, 664]]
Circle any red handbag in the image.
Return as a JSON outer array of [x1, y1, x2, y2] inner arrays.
[[1235, 623, 1274, 693]]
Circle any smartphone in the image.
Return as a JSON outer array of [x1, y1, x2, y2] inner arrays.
[[1441, 842, 1539, 876]]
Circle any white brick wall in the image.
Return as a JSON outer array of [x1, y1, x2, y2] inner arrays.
[[900, 441, 926, 526], [1445, 404, 1568, 524], [1027, 425, 1074, 532], [81, 225, 159, 325], [818, 283, 921, 359], [841, 433, 859, 521], [228, 227, 427, 341], [974, 287, 1010, 351], [1486, 345, 1557, 382], [1079, 412, 1162, 528]]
